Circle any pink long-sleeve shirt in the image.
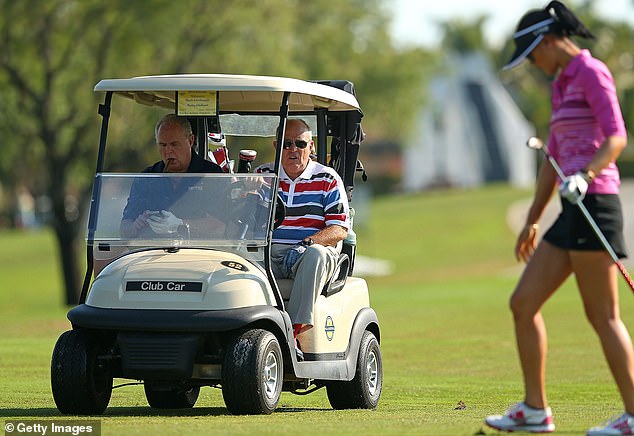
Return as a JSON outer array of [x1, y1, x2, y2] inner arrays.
[[548, 49, 627, 194]]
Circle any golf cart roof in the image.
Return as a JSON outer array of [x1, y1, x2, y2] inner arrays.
[[94, 74, 361, 113]]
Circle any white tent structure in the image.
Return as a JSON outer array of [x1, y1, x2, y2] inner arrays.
[[403, 53, 536, 190]]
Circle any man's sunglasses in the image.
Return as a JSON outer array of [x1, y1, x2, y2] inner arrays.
[[282, 139, 310, 150]]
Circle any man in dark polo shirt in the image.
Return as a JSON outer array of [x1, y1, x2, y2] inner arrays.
[[120, 114, 225, 238]]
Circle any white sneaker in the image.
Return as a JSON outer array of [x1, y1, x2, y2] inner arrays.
[[485, 402, 555, 433], [587, 413, 634, 436]]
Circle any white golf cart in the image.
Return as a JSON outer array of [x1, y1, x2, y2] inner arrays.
[[50, 74, 381, 415]]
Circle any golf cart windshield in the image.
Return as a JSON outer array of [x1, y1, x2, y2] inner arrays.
[[90, 173, 276, 257]]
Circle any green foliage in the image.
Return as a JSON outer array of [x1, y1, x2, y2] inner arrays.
[[0, 0, 429, 191], [2, 186, 634, 434], [440, 15, 489, 54], [0, 0, 429, 302]]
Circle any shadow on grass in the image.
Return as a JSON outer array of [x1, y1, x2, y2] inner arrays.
[[0, 406, 331, 418], [0, 409, 60, 418], [0, 407, 228, 418]]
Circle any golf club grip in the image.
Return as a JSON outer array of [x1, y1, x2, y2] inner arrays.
[[616, 261, 634, 293]]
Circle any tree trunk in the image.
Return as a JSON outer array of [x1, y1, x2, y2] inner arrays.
[[49, 174, 84, 306], [54, 225, 82, 306]]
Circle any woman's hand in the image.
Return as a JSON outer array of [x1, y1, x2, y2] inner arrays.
[[515, 223, 539, 263]]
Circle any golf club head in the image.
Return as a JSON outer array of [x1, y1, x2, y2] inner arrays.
[[526, 136, 545, 150]]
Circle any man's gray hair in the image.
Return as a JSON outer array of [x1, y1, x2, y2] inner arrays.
[[155, 113, 193, 140], [277, 118, 312, 137]]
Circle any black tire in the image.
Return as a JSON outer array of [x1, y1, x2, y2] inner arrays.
[[326, 330, 382, 409], [221, 329, 283, 415], [144, 383, 200, 409], [51, 330, 113, 415]]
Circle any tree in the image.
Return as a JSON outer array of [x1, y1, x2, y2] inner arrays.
[[439, 15, 489, 55], [0, 0, 428, 304], [0, 0, 290, 304], [0, 1, 132, 304]]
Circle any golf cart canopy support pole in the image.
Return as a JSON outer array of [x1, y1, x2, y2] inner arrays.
[[316, 108, 328, 165], [80, 91, 113, 304], [265, 91, 291, 311]]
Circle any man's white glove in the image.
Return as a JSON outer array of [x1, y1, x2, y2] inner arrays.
[[559, 172, 589, 204], [147, 210, 183, 234]]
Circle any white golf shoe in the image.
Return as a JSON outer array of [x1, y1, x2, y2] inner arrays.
[[485, 402, 555, 433], [587, 412, 634, 435]]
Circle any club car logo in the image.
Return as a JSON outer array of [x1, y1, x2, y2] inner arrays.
[[325, 316, 335, 341], [125, 281, 202, 292]]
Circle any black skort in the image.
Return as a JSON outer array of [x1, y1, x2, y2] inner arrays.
[[543, 194, 628, 259]]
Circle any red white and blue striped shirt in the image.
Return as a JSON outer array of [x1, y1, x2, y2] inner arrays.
[[256, 160, 349, 244], [548, 49, 627, 194]]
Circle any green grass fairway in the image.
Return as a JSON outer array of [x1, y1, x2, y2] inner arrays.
[[2, 184, 633, 435]]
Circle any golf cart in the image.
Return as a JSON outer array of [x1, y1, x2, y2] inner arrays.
[[50, 74, 382, 415]]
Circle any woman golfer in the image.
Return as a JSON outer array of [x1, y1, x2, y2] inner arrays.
[[485, 1, 632, 434]]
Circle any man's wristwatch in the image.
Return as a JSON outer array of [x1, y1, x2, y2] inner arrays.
[[301, 237, 315, 246]]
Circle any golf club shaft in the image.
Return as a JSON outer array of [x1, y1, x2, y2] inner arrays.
[[540, 147, 634, 291], [545, 154, 566, 183], [574, 194, 621, 263]]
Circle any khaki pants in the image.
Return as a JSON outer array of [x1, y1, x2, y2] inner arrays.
[[271, 243, 339, 325]]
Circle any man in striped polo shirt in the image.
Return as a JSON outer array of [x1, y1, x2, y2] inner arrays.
[[256, 119, 350, 360]]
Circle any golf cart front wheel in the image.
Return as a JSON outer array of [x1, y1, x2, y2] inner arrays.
[[327, 330, 382, 409], [221, 329, 283, 415], [144, 382, 200, 409], [51, 329, 113, 415]]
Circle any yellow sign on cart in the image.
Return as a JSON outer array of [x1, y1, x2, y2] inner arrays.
[[176, 91, 217, 116]]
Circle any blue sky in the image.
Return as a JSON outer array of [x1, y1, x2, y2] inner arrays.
[[389, 0, 634, 47]]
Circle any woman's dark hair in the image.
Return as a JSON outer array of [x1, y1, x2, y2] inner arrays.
[[545, 1, 595, 39]]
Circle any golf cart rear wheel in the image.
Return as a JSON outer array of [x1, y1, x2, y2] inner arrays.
[[327, 330, 382, 409], [144, 383, 200, 409], [51, 329, 113, 415], [221, 329, 283, 415]]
